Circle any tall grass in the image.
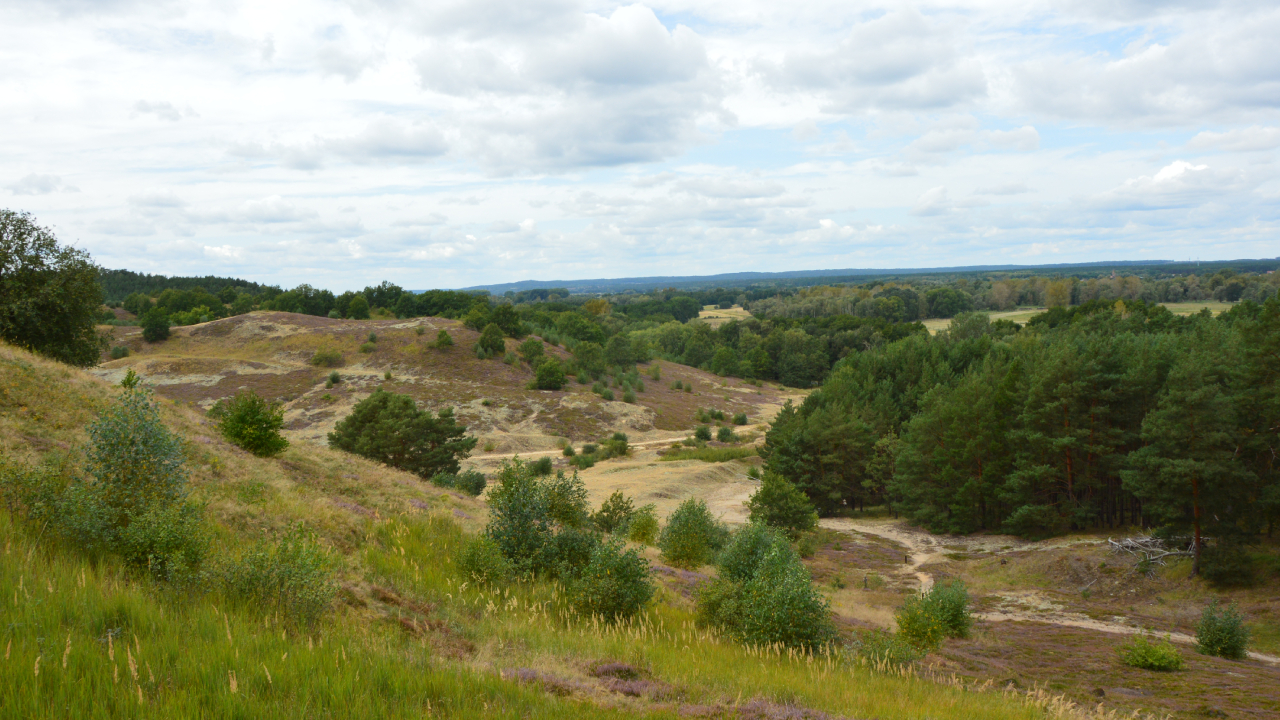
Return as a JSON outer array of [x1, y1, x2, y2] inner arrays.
[[660, 446, 757, 463]]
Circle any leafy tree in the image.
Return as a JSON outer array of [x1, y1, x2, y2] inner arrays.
[[557, 313, 606, 344], [478, 323, 505, 356], [925, 287, 973, 318], [574, 341, 606, 374], [0, 209, 105, 366], [669, 296, 701, 323], [347, 295, 370, 319], [605, 334, 634, 367], [141, 308, 171, 342], [570, 538, 653, 621], [592, 490, 635, 534], [746, 473, 817, 536], [658, 498, 727, 569], [328, 389, 476, 479], [217, 389, 289, 457], [518, 337, 545, 364]]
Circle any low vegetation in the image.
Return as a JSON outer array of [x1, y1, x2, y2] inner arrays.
[[327, 388, 476, 479]]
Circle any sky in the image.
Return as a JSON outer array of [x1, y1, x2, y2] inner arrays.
[[2, 0, 1278, 291]]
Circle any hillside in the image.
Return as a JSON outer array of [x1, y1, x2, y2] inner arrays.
[[94, 311, 797, 453], [0, 338, 1098, 720]]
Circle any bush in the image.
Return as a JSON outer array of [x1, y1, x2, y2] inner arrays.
[[519, 338, 545, 364], [569, 454, 596, 470], [434, 329, 454, 349], [347, 295, 370, 319], [895, 581, 973, 650], [562, 445, 576, 457], [592, 490, 635, 534], [716, 426, 734, 442], [717, 522, 788, 584], [367, 332, 378, 343], [530, 456, 554, 476], [458, 535, 512, 585], [1119, 635, 1184, 671], [141, 309, 170, 342], [623, 389, 637, 403], [215, 525, 335, 628], [109, 345, 129, 359], [311, 348, 343, 367], [658, 498, 727, 569], [853, 630, 922, 670], [673, 380, 683, 390], [601, 432, 628, 458], [415, 325, 425, 335], [1201, 543, 1257, 588], [430, 469, 487, 496], [328, 388, 477, 478], [746, 473, 817, 536], [359, 342, 376, 353], [732, 412, 748, 425], [535, 358, 566, 390], [217, 389, 289, 457], [649, 364, 661, 380], [544, 469, 590, 528], [327, 370, 341, 385], [474, 344, 489, 359], [118, 500, 207, 583], [328, 309, 341, 319], [503, 351, 518, 365], [1196, 601, 1250, 659], [570, 538, 654, 621], [685, 384, 692, 393], [600, 389, 615, 401], [627, 504, 659, 544], [694, 425, 712, 441], [479, 323, 506, 355], [543, 526, 601, 580], [582, 443, 598, 455]]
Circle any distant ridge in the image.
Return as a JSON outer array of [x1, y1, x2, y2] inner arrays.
[[448, 258, 1280, 295]]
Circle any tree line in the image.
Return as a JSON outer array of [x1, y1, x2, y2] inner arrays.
[[761, 298, 1280, 579]]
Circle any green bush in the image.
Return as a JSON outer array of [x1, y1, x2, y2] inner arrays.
[[328, 388, 477, 479], [479, 323, 506, 356], [457, 535, 512, 585], [569, 454, 596, 470], [717, 522, 788, 584], [895, 581, 973, 650], [1196, 601, 1250, 659], [535, 358, 566, 390], [685, 384, 692, 393], [327, 309, 341, 319], [581, 443, 598, 455], [672, 380, 683, 390], [732, 412, 748, 425], [592, 490, 635, 534], [311, 348, 343, 367], [543, 526, 601, 580], [519, 338, 545, 364], [415, 325, 425, 335], [600, 389, 615, 401], [109, 345, 130, 359], [430, 469, 487, 496], [694, 425, 712, 441], [658, 498, 727, 569], [503, 351, 518, 365], [141, 308, 170, 342], [474, 343, 489, 359], [562, 445, 576, 457], [746, 473, 817, 536], [544, 469, 590, 528], [359, 342, 376, 353], [853, 630, 923, 669], [215, 525, 335, 629], [484, 460, 554, 575], [217, 389, 289, 457], [434, 329, 454, 349], [327, 370, 341, 385], [1201, 543, 1257, 588], [530, 456, 554, 476], [1119, 635, 1184, 671], [591, 381, 604, 394], [627, 504, 659, 544], [716, 426, 734, 442], [623, 390, 637, 403], [347, 295, 370, 319], [118, 500, 208, 583], [600, 432, 629, 458], [570, 538, 654, 621], [367, 332, 377, 343], [649, 364, 661, 380]]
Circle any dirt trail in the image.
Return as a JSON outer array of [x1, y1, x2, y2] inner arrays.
[[824, 518, 1280, 665]]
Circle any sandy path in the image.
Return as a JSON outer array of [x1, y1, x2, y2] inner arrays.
[[824, 518, 1280, 665]]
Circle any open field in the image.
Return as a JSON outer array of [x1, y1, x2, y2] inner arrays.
[[697, 304, 753, 328], [924, 301, 1237, 334]]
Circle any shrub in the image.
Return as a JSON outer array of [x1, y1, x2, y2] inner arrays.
[[1196, 601, 1250, 659], [109, 345, 129, 359], [519, 338, 545, 364], [434, 329, 454, 349], [636, 380, 645, 392], [415, 325, 425, 335], [311, 348, 343, 367], [474, 344, 489, 359], [217, 389, 289, 457], [503, 351, 518, 365], [454, 469, 487, 496], [746, 465, 761, 479], [569, 454, 596, 470], [601, 432, 628, 458], [484, 460, 554, 576], [627, 504, 659, 544], [661, 446, 756, 463], [141, 309, 170, 342], [1119, 635, 1184, 671], [592, 490, 635, 534], [658, 498, 727, 569], [732, 412, 748, 425], [367, 332, 378, 343], [328, 309, 341, 319], [582, 443, 599, 455], [347, 295, 370, 319], [535, 358, 566, 390], [570, 538, 654, 621], [328, 388, 477, 478], [1201, 543, 1257, 588], [458, 535, 512, 585], [215, 525, 335, 628], [328, 370, 341, 385], [479, 323, 506, 355], [118, 500, 208, 583], [797, 534, 816, 558], [685, 384, 692, 393], [600, 389, 615, 401], [591, 381, 604, 394], [562, 445, 576, 457], [694, 425, 712, 441], [543, 526, 601, 580], [853, 630, 922, 670], [673, 380, 683, 390], [623, 390, 636, 403], [895, 581, 972, 650], [120, 368, 140, 388], [746, 473, 817, 536], [716, 426, 734, 442], [717, 522, 788, 584], [359, 342, 376, 353], [649, 364, 661, 380], [530, 456, 554, 476], [544, 469, 590, 528], [384, 370, 392, 380]]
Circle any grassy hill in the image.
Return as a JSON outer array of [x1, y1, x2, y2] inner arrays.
[[0, 339, 1086, 720]]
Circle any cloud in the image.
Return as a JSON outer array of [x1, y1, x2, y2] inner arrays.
[[761, 9, 986, 112], [1086, 160, 1247, 211], [674, 177, 786, 199], [133, 100, 185, 121], [235, 196, 318, 224], [1187, 126, 1280, 152], [203, 244, 242, 260], [912, 186, 952, 216], [7, 173, 76, 195], [227, 119, 447, 170], [975, 182, 1032, 196], [985, 126, 1040, 151]]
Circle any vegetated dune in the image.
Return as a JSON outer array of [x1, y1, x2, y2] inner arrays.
[[3, 339, 1069, 720], [95, 311, 799, 453]]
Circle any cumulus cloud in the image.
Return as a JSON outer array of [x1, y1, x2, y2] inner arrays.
[[911, 186, 952, 216], [1086, 160, 1247, 211], [227, 119, 448, 170], [7, 173, 76, 195], [761, 9, 986, 112]]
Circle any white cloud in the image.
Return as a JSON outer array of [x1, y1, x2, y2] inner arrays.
[[133, 100, 183, 121], [7, 173, 76, 195], [911, 186, 952, 216], [1187, 126, 1280, 152]]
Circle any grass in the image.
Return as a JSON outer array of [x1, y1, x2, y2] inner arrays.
[[659, 446, 758, 463]]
